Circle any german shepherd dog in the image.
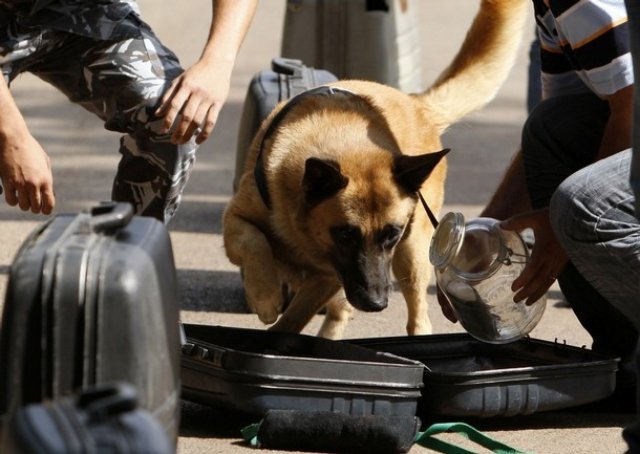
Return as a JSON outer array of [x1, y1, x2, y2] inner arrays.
[[223, 0, 528, 339]]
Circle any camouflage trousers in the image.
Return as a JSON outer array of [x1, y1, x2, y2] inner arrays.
[[0, 13, 197, 223]]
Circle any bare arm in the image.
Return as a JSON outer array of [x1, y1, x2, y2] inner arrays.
[[480, 149, 532, 219], [483, 83, 632, 221], [596, 84, 633, 160], [0, 76, 55, 214], [156, 0, 258, 145]]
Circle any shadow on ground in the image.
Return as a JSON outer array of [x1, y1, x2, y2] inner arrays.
[[178, 269, 247, 313]]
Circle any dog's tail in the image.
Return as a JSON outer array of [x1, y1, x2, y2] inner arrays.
[[416, 0, 529, 133]]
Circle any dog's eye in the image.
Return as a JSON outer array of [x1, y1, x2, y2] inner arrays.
[[331, 225, 361, 248], [378, 225, 403, 249]]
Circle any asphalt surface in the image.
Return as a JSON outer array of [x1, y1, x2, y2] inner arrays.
[[0, 1, 634, 453]]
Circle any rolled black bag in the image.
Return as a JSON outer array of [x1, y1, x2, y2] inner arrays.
[[242, 410, 420, 453]]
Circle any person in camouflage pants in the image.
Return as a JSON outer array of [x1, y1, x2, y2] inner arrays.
[[0, 0, 257, 223]]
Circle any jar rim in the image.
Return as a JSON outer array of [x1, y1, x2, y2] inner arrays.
[[430, 213, 525, 281], [429, 211, 466, 269]]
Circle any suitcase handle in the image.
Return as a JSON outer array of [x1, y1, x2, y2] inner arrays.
[[78, 382, 138, 419], [89, 202, 134, 232], [271, 57, 306, 77]]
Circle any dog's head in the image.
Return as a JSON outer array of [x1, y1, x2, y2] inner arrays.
[[297, 148, 449, 312], [265, 88, 448, 314]]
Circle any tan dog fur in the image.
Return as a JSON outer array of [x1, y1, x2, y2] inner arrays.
[[223, 0, 528, 339]]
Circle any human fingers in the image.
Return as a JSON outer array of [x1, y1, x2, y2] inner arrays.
[[28, 184, 42, 214], [3, 182, 18, 207], [17, 185, 31, 212], [41, 184, 55, 215], [514, 273, 555, 306], [520, 258, 565, 305], [196, 104, 221, 145], [158, 87, 190, 136], [511, 247, 544, 296], [183, 102, 214, 144], [172, 97, 203, 144], [512, 242, 562, 304], [155, 77, 180, 118]]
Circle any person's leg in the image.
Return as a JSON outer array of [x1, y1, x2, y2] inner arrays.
[[0, 15, 57, 81], [523, 94, 639, 398], [550, 150, 640, 326], [550, 150, 640, 410], [624, 0, 640, 449], [27, 16, 195, 223], [521, 93, 609, 209], [625, 341, 640, 453], [550, 151, 640, 330]]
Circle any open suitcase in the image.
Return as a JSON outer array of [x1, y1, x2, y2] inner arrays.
[[233, 57, 337, 191], [0, 202, 181, 442], [180, 323, 424, 417], [180, 324, 619, 419]]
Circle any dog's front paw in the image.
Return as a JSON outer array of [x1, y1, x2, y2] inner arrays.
[[244, 285, 283, 325], [254, 303, 280, 325], [241, 266, 284, 325]]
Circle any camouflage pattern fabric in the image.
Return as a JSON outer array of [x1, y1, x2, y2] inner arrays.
[[0, 1, 142, 40], [0, 1, 197, 223]]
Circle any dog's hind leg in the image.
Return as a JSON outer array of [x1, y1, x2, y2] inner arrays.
[[269, 278, 341, 335], [392, 236, 433, 335], [317, 291, 353, 340]]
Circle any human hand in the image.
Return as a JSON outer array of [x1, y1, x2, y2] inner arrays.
[[0, 132, 54, 214], [499, 208, 568, 305], [436, 283, 458, 323], [155, 60, 231, 145]]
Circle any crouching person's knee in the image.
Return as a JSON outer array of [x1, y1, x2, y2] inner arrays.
[[549, 171, 590, 250]]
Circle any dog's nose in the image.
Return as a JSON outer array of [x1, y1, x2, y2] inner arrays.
[[349, 289, 389, 312], [359, 298, 388, 312]]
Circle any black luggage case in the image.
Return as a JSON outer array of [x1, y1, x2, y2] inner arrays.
[[0, 202, 180, 442], [180, 324, 619, 419], [180, 323, 424, 417], [2, 382, 173, 454], [233, 57, 338, 191], [280, 0, 424, 93]]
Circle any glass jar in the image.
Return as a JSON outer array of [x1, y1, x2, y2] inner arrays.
[[429, 212, 546, 344]]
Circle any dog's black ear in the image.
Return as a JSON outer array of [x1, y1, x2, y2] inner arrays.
[[303, 158, 348, 205], [393, 148, 450, 193]]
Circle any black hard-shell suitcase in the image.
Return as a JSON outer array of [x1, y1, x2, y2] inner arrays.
[[0, 202, 180, 442], [2, 382, 173, 454], [233, 57, 338, 191], [180, 323, 424, 417]]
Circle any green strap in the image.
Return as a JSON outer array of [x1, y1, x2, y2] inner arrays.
[[241, 419, 531, 453], [415, 422, 531, 454], [241, 422, 260, 447]]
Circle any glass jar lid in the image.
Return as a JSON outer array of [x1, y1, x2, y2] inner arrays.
[[429, 211, 466, 270]]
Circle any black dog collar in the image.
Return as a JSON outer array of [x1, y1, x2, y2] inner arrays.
[[253, 85, 356, 210], [252, 85, 441, 229]]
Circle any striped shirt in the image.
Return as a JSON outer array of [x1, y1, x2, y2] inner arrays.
[[533, 0, 633, 99]]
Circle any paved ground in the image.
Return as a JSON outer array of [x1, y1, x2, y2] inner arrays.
[[0, 1, 634, 453]]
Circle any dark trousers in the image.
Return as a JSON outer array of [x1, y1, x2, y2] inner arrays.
[[522, 92, 639, 364]]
